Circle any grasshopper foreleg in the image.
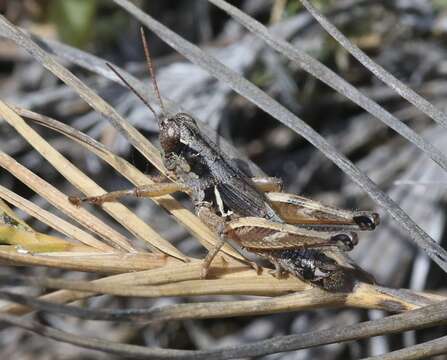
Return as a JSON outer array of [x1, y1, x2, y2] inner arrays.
[[68, 182, 190, 206]]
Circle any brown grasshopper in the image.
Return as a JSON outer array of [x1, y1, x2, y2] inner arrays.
[[69, 28, 379, 292]]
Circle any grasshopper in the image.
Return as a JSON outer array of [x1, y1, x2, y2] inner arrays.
[[69, 28, 379, 292]]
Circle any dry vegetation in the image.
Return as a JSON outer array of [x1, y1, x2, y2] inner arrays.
[[0, 0, 447, 359]]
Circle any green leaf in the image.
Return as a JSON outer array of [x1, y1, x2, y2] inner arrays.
[[50, 0, 97, 47]]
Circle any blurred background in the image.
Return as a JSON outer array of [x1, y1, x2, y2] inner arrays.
[[1, 0, 447, 359]]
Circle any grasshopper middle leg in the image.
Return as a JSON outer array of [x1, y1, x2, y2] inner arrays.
[[196, 204, 227, 278]]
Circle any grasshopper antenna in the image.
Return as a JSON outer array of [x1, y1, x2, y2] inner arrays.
[[105, 62, 158, 120], [140, 26, 167, 122]]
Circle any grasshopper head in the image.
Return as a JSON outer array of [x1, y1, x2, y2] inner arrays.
[[159, 112, 199, 154]]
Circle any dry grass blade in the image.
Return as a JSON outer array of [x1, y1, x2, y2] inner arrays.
[[0, 258, 263, 316], [0, 188, 167, 273], [0, 152, 132, 251], [131, 285, 445, 321], [1, 300, 447, 359], [0, 185, 113, 252], [0, 273, 307, 297], [208, 0, 447, 173], [1, 271, 444, 317], [0, 283, 444, 323], [0, 244, 166, 273], [110, 0, 447, 273], [9, 105, 246, 262], [1, 261, 208, 316], [0, 224, 77, 253], [299, 0, 447, 129], [0, 100, 185, 258]]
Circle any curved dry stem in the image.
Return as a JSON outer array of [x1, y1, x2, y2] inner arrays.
[[2, 282, 443, 324]]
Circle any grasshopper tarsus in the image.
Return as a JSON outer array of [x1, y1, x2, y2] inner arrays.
[[68, 196, 82, 206], [269, 260, 286, 279], [245, 260, 262, 275], [69, 194, 109, 206]]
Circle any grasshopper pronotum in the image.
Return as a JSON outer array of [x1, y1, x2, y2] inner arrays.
[[69, 28, 379, 292]]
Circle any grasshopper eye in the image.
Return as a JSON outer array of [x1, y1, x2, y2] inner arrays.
[[331, 232, 358, 251], [353, 213, 380, 230]]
